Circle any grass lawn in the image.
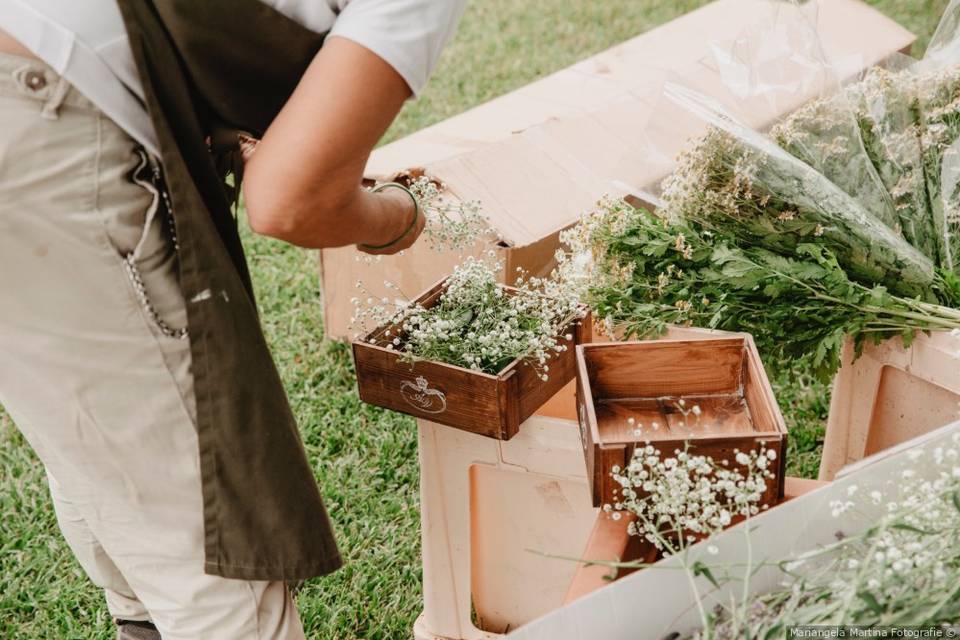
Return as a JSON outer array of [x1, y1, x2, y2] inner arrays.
[[0, 1, 951, 638]]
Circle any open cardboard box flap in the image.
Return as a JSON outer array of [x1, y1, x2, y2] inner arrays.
[[363, 0, 914, 247], [507, 419, 960, 639], [367, 0, 913, 180]]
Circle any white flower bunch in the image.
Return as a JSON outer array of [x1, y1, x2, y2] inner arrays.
[[556, 195, 634, 295], [688, 431, 960, 638], [608, 440, 776, 555], [356, 256, 585, 378], [349, 277, 410, 334], [807, 442, 960, 611], [407, 176, 497, 251]]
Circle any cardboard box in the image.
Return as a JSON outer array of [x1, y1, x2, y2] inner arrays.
[[507, 419, 960, 639], [319, 0, 915, 341]]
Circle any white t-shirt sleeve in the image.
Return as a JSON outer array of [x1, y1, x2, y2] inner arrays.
[[327, 0, 467, 96]]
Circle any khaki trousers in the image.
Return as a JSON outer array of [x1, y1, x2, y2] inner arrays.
[[0, 53, 306, 640]]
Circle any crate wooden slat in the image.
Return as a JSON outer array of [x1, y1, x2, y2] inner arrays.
[[353, 279, 591, 440], [575, 335, 788, 506]]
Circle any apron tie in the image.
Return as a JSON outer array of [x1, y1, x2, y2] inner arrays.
[[208, 124, 251, 213]]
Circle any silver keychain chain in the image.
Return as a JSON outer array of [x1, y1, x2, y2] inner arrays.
[[123, 254, 188, 340], [122, 160, 188, 341], [153, 162, 181, 253]]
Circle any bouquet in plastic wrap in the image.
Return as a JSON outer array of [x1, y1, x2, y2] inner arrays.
[[576, 0, 960, 378]]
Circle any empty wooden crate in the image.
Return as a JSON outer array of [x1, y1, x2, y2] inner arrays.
[[354, 279, 592, 440], [575, 336, 788, 506]]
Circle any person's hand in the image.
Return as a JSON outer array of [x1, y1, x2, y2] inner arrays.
[[358, 187, 426, 255]]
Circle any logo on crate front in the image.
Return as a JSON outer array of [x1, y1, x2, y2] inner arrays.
[[400, 376, 447, 414]]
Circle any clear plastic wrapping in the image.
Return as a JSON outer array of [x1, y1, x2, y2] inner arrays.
[[614, 0, 960, 301], [769, 88, 901, 234], [844, 58, 937, 259], [660, 83, 937, 299], [574, 0, 960, 378], [912, 3, 960, 273], [939, 135, 960, 272]]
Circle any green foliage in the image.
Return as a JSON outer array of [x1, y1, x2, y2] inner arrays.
[[587, 201, 960, 381]]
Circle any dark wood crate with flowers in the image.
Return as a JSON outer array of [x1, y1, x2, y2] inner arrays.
[[575, 335, 787, 507], [353, 258, 592, 440]]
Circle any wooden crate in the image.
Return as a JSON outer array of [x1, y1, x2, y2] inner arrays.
[[820, 332, 960, 480], [575, 335, 787, 506], [353, 279, 592, 440]]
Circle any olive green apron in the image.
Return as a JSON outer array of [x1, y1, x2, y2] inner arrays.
[[115, 0, 341, 581]]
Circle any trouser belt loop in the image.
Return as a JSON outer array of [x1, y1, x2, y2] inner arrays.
[[40, 74, 71, 120]]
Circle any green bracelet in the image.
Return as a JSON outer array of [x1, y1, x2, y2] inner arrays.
[[359, 182, 420, 251]]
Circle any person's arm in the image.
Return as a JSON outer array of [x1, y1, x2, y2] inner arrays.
[[0, 29, 38, 59], [243, 36, 424, 254]]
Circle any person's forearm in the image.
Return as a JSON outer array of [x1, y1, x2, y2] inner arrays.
[[0, 29, 38, 59], [242, 36, 415, 251], [248, 182, 414, 249]]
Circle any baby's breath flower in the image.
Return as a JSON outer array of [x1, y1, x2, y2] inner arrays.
[[406, 177, 497, 251], [353, 256, 585, 378], [611, 442, 774, 556], [356, 252, 584, 380]]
